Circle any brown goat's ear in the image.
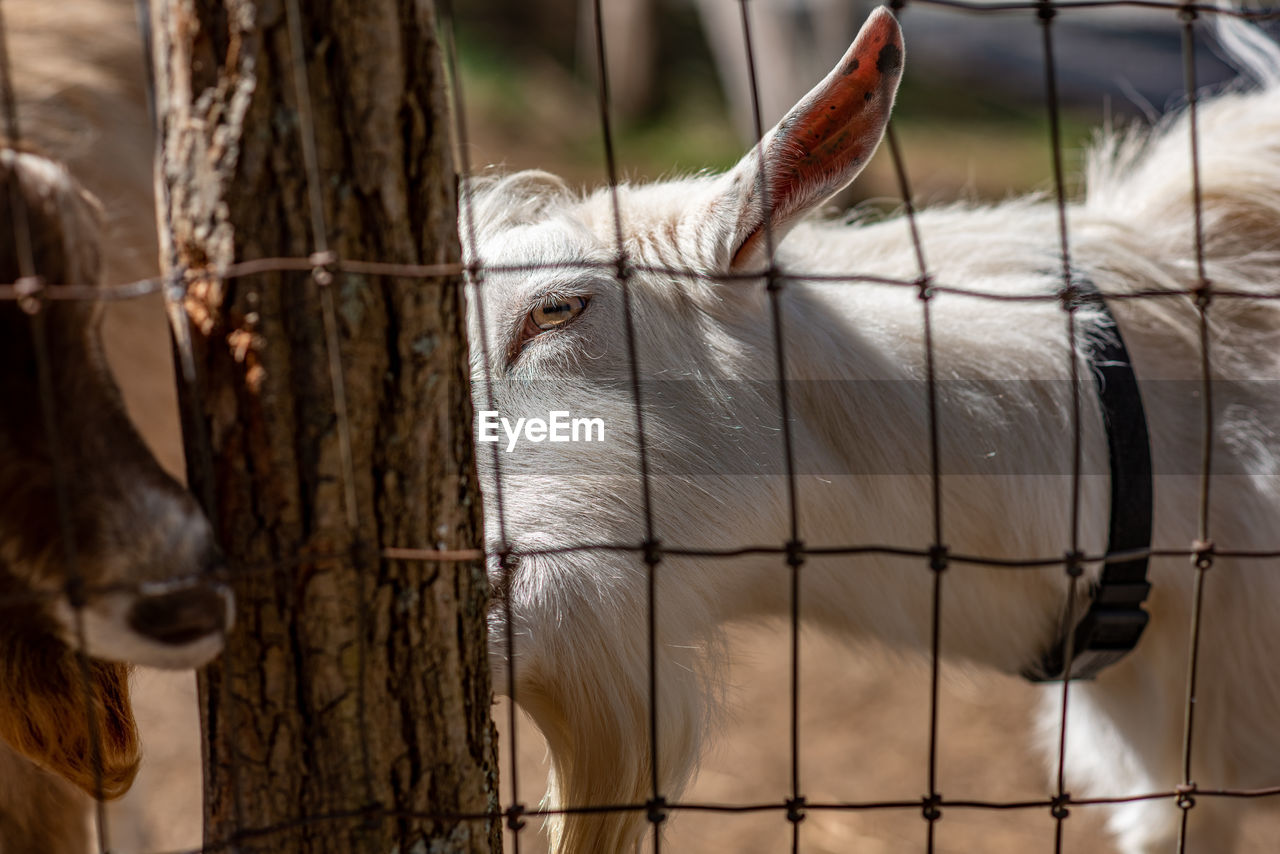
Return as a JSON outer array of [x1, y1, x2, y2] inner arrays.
[[0, 646, 140, 800], [722, 7, 904, 271]]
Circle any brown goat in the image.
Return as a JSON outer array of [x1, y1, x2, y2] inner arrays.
[[0, 148, 232, 840]]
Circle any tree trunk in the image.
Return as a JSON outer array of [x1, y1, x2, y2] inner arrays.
[[151, 1, 499, 851]]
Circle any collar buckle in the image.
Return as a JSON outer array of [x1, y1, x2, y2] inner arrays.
[[1026, 600, 1150, 682]]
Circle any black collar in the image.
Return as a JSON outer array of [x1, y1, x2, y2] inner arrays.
[[1024, 275, 1153, 682]]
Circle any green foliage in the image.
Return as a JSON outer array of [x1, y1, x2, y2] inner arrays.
[[454, 14, 1099, 200]]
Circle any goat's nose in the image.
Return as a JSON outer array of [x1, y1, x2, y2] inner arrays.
[[126, 584, 230, 646]]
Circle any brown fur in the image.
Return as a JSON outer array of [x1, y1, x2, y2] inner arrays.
[[0, 148, 140, 801], [0, 617, 139, 800], [0, 3, 230, 849]]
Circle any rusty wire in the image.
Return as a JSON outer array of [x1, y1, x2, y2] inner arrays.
[[584, 4, 670, 849], [731, 2, 810, 851], [279, 0, 379, 812]]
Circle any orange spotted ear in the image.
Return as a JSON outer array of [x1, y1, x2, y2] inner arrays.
[[725, 6, 904, 271], [0, 638, 140, 800]]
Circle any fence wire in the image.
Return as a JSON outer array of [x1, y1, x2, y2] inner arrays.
[[2, 0, 1280, 852]]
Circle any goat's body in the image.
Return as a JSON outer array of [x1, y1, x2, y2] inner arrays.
[[779, 81, 1280, 852], [470, 18, 1280, 852]]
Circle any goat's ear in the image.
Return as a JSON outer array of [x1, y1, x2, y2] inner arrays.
[[0, 645, 140, 800], [468, 169, 574, 233], [721, 7, 903, 272]]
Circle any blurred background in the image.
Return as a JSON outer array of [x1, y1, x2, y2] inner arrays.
[[452, 2, 1276, 852], [452, 0, 1242, 198]]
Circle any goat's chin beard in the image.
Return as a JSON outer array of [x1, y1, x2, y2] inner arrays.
[[53, 591, 232, 670]]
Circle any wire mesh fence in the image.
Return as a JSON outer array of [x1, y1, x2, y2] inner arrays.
[[2, 0, 1280, 852]]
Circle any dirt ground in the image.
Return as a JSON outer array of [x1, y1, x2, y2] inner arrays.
[[496, 629, 1122, 854], [497, 625, 1280, 854]]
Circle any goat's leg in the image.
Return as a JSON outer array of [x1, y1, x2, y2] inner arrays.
[[1104, 797, 1240, 854], [1042, 667, 1244, 854]]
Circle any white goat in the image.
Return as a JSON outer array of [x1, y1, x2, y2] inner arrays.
[[467, 7, 1280, 853]]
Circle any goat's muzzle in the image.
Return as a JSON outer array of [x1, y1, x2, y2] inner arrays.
[[126, 582, 232, 647], [55, 572, 234, 670]]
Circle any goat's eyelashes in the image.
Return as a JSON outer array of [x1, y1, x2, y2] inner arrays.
[[515, 295, 589, 356]]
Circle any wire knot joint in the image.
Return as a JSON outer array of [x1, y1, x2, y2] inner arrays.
[[1192, 279, 1212, 310], [915, 275, 934, 301], [1056, 283, 1080, 312], [15, 275, 43, 314], [614, 253, 632, 282], [785, 539, 806, 569], [1064, 550, 1085, 579], [1191, 539, 1214, 571], [642, 538, 663, 567], [310, 250, 338, 287], [765, 267, 785, 293], [164, 269, 189, 306]]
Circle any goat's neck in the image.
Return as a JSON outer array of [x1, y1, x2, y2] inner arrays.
[[751, 279, 1105, 676]]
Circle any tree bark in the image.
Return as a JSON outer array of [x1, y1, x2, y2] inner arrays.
[[151, 1, 499, 851]]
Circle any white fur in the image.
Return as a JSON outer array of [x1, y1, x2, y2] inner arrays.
[[466, 11, 1280, 854]]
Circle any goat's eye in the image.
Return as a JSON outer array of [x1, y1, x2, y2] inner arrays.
[[530, 296, 587, 331], [513, 295, 589, 360]]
